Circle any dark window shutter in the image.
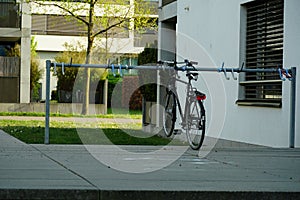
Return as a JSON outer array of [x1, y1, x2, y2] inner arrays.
[[242, 0, 284, 102]]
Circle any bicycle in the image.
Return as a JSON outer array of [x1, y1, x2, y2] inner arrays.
[[159, 59, 206, 150]]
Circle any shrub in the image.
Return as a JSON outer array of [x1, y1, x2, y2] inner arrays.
[[137, 43, 158, 102]]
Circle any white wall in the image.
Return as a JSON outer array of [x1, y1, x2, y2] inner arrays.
[[283, 0, 300, 147], [34, 35, 143, 54], [174, 0, 299, 147], [37, 52, 58, 100]]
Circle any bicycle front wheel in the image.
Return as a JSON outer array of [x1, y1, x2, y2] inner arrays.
[[163, 91, 176, 137], [186, 99, 206, 150]]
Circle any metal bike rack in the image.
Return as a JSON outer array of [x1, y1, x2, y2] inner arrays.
[[44, 60, 296, 147]]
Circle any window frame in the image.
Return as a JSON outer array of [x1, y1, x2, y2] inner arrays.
[[237, 0, 284, 108]]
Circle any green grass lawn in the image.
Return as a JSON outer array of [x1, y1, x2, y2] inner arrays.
[[0, 119, 177, 146], [0, 108, 142, 119]]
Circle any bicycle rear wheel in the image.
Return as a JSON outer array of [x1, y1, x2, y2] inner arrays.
[[186, 99, 206, 150], [163, 91, 176, 137]]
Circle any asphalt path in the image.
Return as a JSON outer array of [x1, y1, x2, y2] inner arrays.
[[0, 128, 299, 199]]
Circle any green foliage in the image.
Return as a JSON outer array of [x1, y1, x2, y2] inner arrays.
[[137, 43, 158, 65], [30, 38, 43, 102], [30, 58, 42, 102], [107, 74, 122, 108], [137, 43, 158, 102], [54, 43, 107, 93], [134, 0, 158, 33], [5, 43, 20, 57], [54, 44, 84, 91]]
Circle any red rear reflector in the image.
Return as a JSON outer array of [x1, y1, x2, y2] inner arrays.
[[197, 95, 206, 101]]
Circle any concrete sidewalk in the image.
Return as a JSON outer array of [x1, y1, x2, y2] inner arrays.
[[0, 130, 300, 199]]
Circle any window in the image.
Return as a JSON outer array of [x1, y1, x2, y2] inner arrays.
[[238, 0, 284, 107], [32, 15, 129, 38], [0, 1, 20, 28], [32, 15, 86, 36]]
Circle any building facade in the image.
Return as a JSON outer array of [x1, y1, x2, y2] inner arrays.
[[158, 0, 300, 147], [31, 0, 158, 101], [0, 0, 31, 103]]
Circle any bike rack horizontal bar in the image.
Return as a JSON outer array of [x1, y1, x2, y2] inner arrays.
[[44, 60, 296, 146], [49, 62, 291, 75]]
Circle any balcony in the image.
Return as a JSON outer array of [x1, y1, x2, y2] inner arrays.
[[0, 56, 20, 103], [0, 2, 20, 28]]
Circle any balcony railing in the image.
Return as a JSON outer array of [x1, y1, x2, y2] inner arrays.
[[0, 56, 20, 77], [0, 2, 20, 28], [0, 56, 20, 103]]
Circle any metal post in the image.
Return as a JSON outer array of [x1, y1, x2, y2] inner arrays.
[[156, 69, 161, 128], [45, 60, 51, 144], [289, 67, 296, 148]]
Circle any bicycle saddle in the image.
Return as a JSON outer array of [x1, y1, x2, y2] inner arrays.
[[187, 72, 198, 80], [186, 72, 198, 76]]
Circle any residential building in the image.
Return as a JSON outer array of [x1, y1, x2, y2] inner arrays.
[[158, 0, 300, 147], [0, 0, 31, 103], [31, 0, 158, 102]]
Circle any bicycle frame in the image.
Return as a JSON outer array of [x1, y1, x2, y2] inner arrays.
[[162, 60, 206, 150], [166, 71, 199, 127]]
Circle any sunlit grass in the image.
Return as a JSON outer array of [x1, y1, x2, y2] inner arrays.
[[0, 108, 142, 119], [0, 119, 176, 146]]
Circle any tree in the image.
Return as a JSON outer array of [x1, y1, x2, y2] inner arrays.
[[30, 0, 157, 114], [54, 42, 106, 103], [30, 38, 43, 102], [54, 43, 85, 103]]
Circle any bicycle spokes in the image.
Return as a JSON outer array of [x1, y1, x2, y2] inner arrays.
[[185, 100, 206, 150]]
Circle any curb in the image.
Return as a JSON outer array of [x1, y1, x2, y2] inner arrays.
[[1, 189, 300, 200]]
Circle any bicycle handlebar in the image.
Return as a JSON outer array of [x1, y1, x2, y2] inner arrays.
[[157, 59, 198, 71]]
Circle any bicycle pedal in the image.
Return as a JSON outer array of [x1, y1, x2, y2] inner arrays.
[[173, 129, 182, 135]]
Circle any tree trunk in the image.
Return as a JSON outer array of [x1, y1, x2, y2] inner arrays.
[[81, 69, 90, 115], [81, 0, 94, 115]]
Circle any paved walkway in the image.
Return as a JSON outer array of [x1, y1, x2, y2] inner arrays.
[[0, 130, 300, 199]]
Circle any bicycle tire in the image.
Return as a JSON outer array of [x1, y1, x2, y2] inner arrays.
[[185, 98, 206, 150], [162, 91, 176, 137]]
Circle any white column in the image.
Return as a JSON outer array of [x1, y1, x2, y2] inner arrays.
[[20, 1, 31, 103], [156, 20, 176, 127]]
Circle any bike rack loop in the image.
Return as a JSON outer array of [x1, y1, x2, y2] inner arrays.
[[44, 60, 296, 146]]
